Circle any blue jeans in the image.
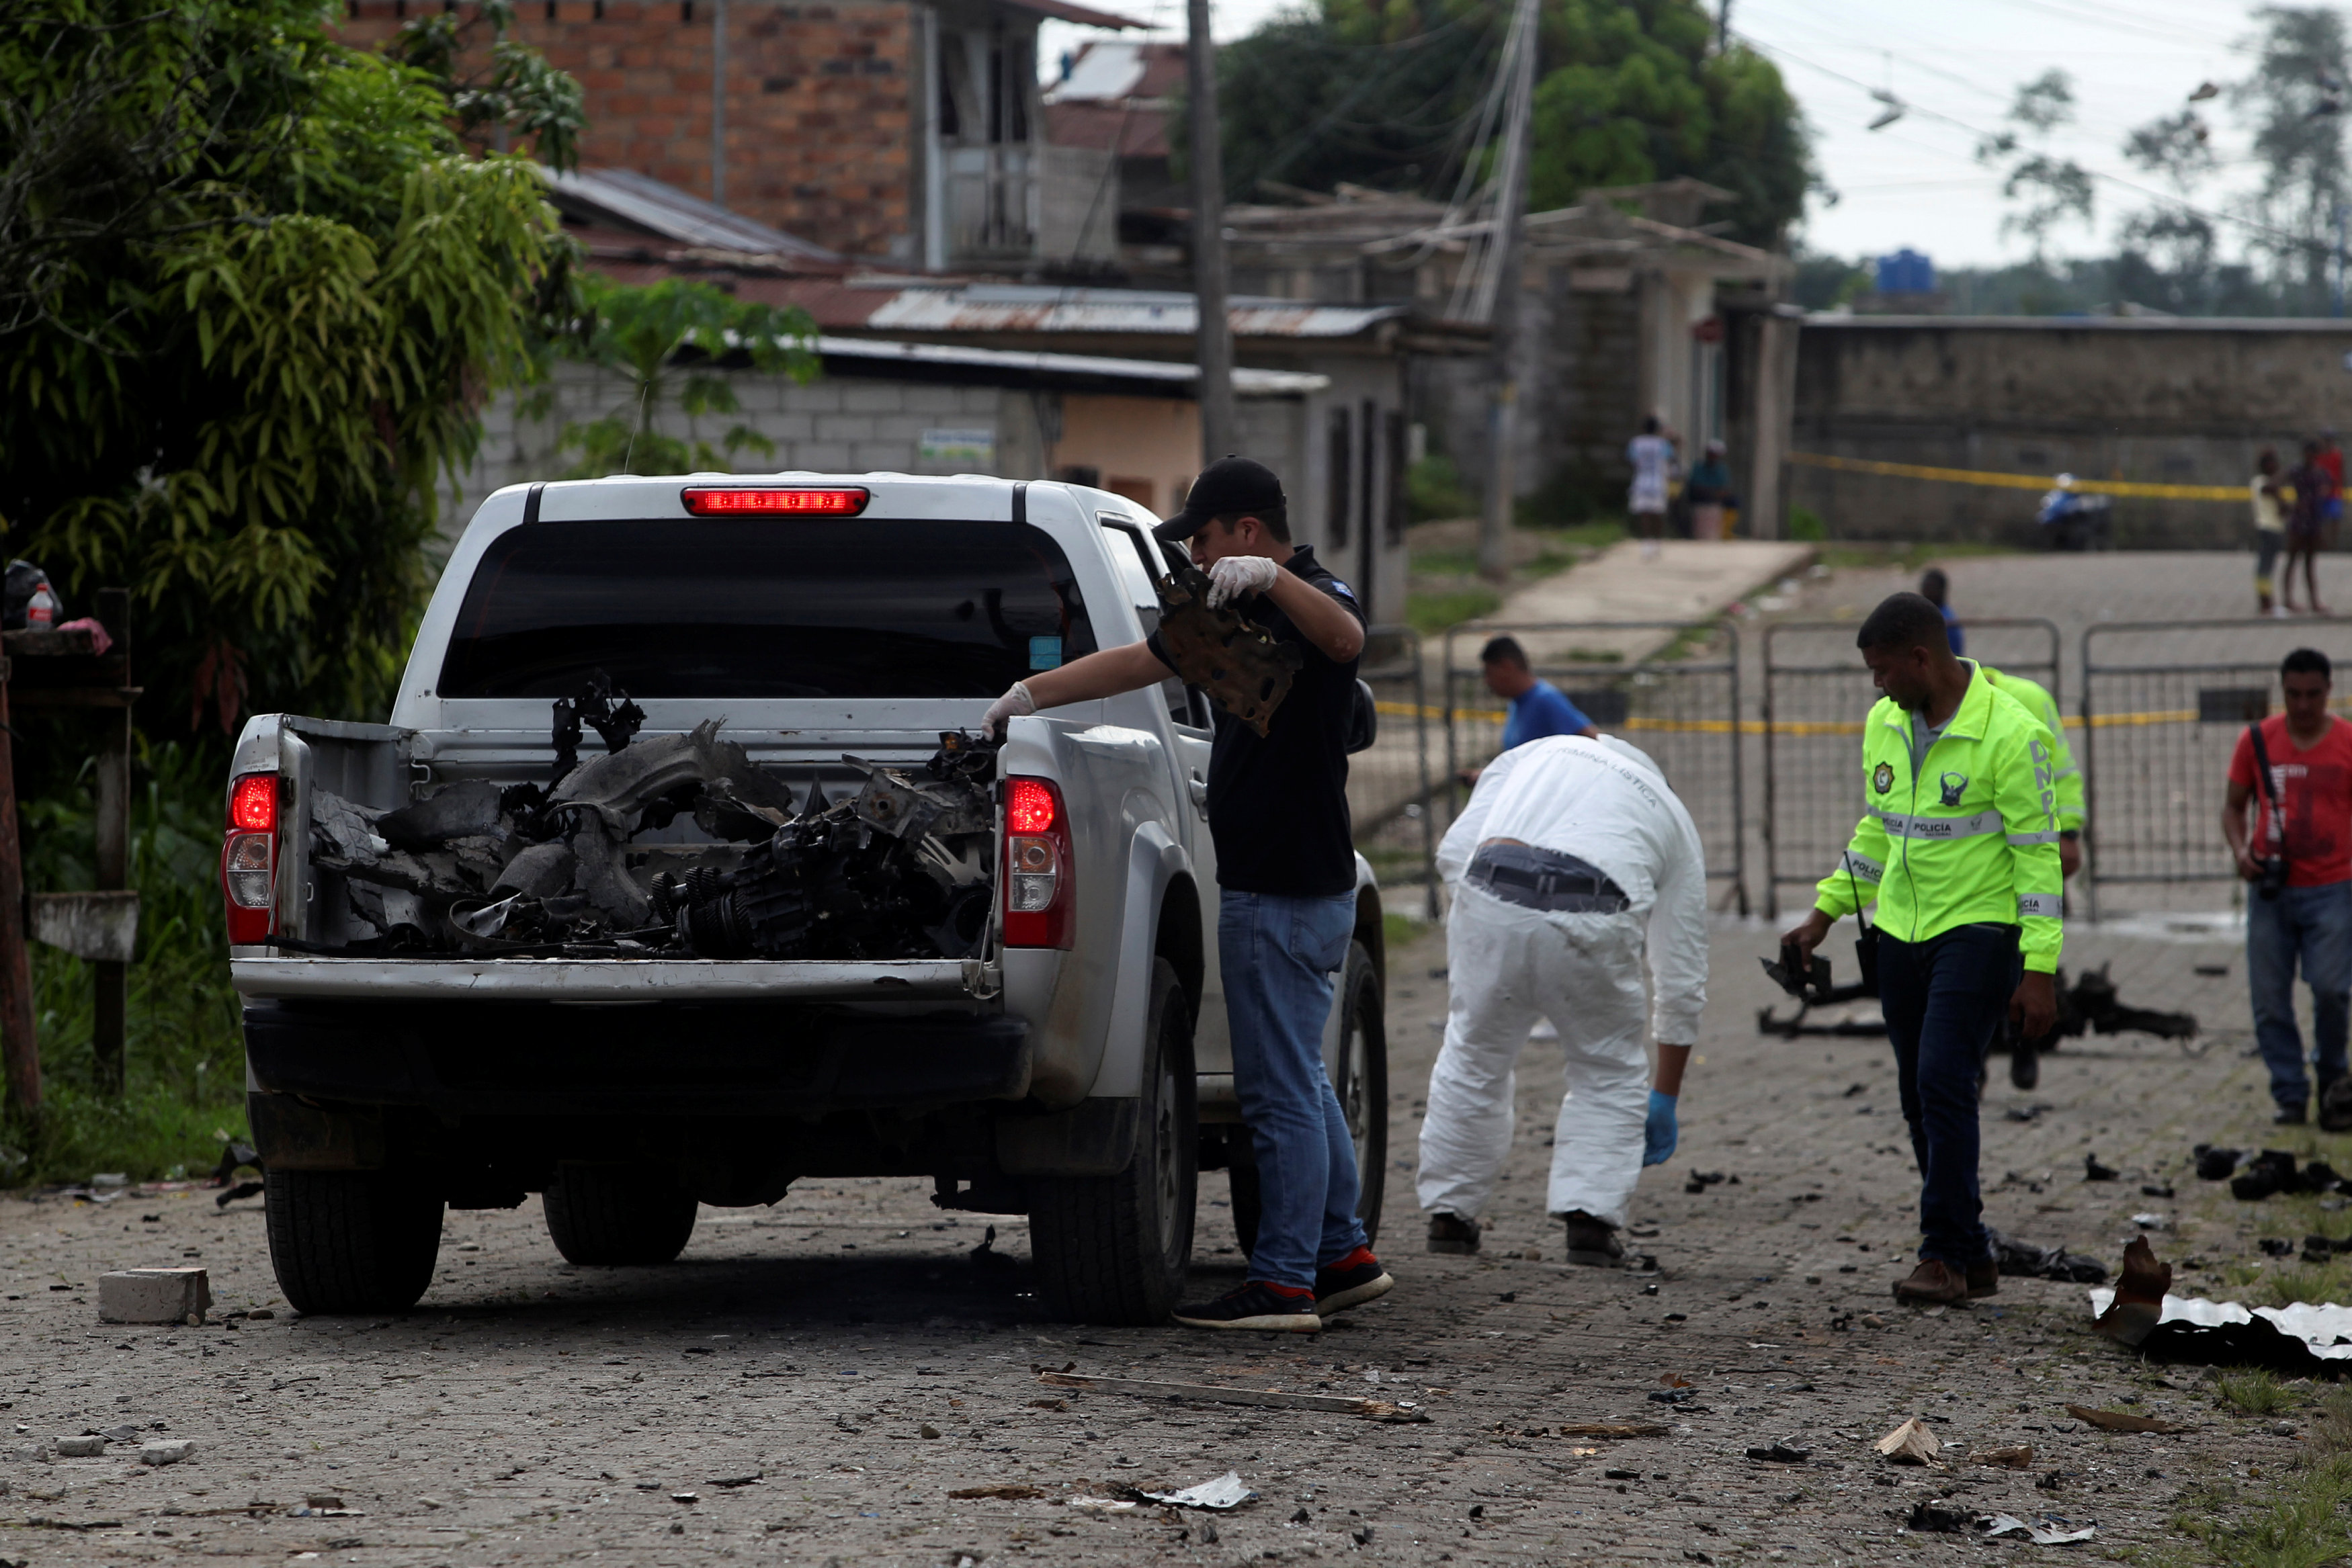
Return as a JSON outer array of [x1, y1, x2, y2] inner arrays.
[[1878, 924, 2021, 1267], [1220, 889, 1368, 1291], [2248, 880, 2352, 1113]]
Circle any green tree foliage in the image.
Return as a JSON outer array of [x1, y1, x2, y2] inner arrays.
[[382, 0, 587, 168], [545, 275, 821, 478], [2232, 5, 2348, 300], [1215, 0, 1810, 247], [1976, 69, 2095, 261], [0, 0, 577, 746]]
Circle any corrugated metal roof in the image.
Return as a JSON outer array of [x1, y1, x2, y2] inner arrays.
[[814, 335, 1327, 395], [866, 286, 1405, 338], [541, 167, 841, 263]]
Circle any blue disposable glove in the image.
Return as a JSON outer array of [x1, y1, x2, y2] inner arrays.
[[1643, 1090, 1679, 1166]]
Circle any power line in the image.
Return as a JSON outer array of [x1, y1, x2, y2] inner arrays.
[[1742, 28, 2328, 253]]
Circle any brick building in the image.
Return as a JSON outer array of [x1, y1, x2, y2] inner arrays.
[[335, 0, 1132, 268]]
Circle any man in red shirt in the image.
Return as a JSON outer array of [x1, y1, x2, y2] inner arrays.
[[2224, 648, 2352, 1123]]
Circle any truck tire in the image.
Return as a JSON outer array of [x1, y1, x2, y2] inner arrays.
[[1030, 957, 1198, 1324], [542, 1164, 700, 1266], [1231, 939, 1387, 1258], [263, 1169, 444, 1315]]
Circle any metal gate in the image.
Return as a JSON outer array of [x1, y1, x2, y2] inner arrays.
[[2081, 619, 2352, 918], [1439, 621, 1746, 913], [1761, 619, 2061, 918], [1347, 625, 1438, 918]]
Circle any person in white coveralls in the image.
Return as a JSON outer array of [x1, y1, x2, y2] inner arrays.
[[1417, 734, 1708, 1266]]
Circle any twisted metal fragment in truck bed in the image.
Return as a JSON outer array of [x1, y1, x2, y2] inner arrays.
[[1150, 567, 1305, 738]]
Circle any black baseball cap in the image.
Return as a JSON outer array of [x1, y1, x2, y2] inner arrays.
[[1152, 455, 1286, 542]]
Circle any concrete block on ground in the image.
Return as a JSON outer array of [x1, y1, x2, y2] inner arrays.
[[98, 1267, 210, 1325], [55, 1436, 106, 1456], [141, 1439, 196, 1466]]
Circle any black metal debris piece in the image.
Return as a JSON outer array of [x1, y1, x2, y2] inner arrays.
[[300, 726, 1003, 962], [2084, 1153, 2121, 1182], [1985, 1226, 2109, 1284], [1758, 959, 2197, 1043], [2229, 1149, 2334, 1201], [2195, 1144, 2242, 1182]]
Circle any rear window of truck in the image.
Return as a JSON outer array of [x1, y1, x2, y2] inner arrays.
[[436, 518, 1099, 699]]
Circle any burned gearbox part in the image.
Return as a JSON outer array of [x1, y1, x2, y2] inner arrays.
[[304, 727, 1001, 961], [550, 669, 647, 782], [1150, 566, 1305, 738], [658, 733, 1000, 962]]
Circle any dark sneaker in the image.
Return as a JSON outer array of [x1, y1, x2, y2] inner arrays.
[[1562, 1211, 1625, 1268], [1892, 1259, 1969, 1305], [1172, 1282, 1322, 1333], [2009, 1038, 2039, 1091], [2277, 1102, 2311, 1126], [1427, 1212, 1482, 1256], [1314, 1247, 1394, 1315], [1966, 1259, 1999, 1299]]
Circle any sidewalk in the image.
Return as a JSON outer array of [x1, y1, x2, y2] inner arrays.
[[1472, 537, 1817, 666]]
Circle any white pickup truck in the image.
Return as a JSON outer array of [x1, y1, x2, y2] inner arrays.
[[222, 474, 1388, 1324]]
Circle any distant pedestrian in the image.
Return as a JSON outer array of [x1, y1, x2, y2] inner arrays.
[[2222, 648, 2352, 1125], [2286, 439, 2334, 615], [2321, 430, 2345, 533], [2253, 448, 2288, 617], [1686, 441, 1734, 541], [1627, 416, 1677, 560], [1458, 636, 1597, 787], [1919, 567, 1964, 656]]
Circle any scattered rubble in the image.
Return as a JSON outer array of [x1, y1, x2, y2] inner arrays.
[[2095, 1235, 2352, 1374], [140, 1440, 194, 1467], [96, 1267, 208, 1325], [2066, 1404, 2179, 1434], [1036, 1371, 1427, 1422], [54, 1436, 105, 1457], [1131, 1473, 1257, 1510], [1875, 1417, 1939, 1465], [1982, 1514, 2097, 1544], [299, 687, 1002, 962], [1986, 1227, 2108, 1284], [2224, 1149, 2344, 1201]]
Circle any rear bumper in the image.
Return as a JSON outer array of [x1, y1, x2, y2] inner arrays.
[[243, 998, 1031, 1119], [230, 953, 995, 1002]]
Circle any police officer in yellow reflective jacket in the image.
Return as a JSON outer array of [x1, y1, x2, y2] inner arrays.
[[1783, 594, 2063, 1307]]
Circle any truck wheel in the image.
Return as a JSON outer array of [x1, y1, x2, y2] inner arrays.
[[1031, 957, 1198, 1325], [542, 1164, 699, 1266], [1230, 939, 1386, 1258], [263, 1169, 444, 1315], [1337, 939, 1389, 1246]]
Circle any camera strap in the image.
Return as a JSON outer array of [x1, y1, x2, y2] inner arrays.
[[2249, 721, 2290, 856]]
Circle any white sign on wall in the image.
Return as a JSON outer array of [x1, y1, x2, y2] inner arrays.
[[919, 428, 997, 468]]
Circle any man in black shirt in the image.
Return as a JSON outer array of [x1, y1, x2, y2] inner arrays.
[[984, 456, 1394, 1332]]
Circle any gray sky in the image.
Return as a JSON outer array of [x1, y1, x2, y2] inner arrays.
[[1043, 0, 2280, 271]]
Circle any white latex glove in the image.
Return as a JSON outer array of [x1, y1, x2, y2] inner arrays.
[[982, 681, 1037, 737], [1205, 554, 1280, 609]]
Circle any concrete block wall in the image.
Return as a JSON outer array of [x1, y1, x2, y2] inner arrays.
[[440, 361, 1015, 533], [336, 0, 917, 261]]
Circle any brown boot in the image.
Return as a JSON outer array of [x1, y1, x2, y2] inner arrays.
[[1966, 1260, 1999, 1299], [1427, 1212, 1482, 1256], [1562, 1211, 1626, 1268], [1892, 1259, 1969, 1305]]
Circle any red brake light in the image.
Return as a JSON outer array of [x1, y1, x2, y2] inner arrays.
[[1003, 776, 1072, 949], [1007, 778, 1057, 835], [229, 773, 278, 832], [681, 486, 870, 517]]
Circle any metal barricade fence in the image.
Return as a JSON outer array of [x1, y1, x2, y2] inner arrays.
[[1347, 625, 1438, 916], [2081, 620, 2352, 919], [1438, 621, 1746, 914], [1761, 619, 2060, 919]]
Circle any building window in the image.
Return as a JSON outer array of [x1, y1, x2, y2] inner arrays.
[[1327, 406, 1352, 550], [1384, 408, 1406, 548], [681, 0, 693, 18], [937, 56, 960, 137]]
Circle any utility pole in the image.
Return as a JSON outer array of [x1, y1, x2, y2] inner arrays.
[[2335, 200, 2346, 318], [711, 0, 730, 208], [1718, 0, 1732, 53], [1476, 0, 1540, 582], [1187, 0, 1236, 464]]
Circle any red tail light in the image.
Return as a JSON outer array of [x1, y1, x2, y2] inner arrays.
[[681, 486, 870, 517], [1003, 776, 1072, 949], [222, 772, 277, 945]]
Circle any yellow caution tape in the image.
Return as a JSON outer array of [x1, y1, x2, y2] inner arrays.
[[1790, 450, 2249, 503]]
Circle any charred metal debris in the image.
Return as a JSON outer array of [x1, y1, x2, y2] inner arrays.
[[302, 679, 1001, 960]]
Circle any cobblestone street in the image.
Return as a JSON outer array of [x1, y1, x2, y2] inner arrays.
[[0, 912, 2324, 1566]]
